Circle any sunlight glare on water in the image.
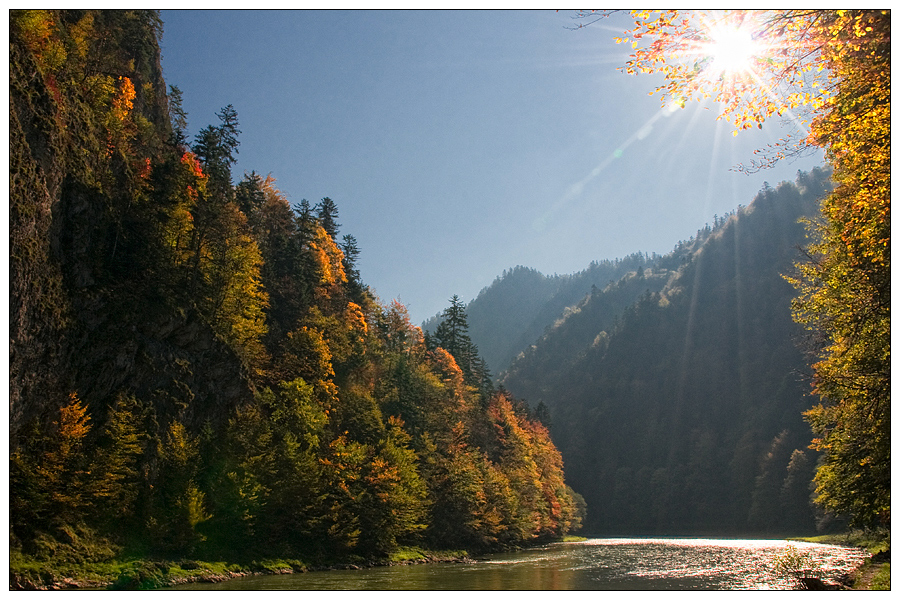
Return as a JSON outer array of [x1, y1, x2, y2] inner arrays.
[[170, 538, 869, 591], [572, 537, 869, 590]]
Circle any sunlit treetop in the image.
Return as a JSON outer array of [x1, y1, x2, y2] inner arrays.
[[590, 10, 878, 137]]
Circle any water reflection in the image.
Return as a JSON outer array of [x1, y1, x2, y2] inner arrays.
[[170, 538, 869, 591]]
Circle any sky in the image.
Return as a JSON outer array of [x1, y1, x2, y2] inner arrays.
[[158, 9, 826, 324]]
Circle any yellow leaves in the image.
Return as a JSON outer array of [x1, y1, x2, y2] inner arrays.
[[32, 393, 93, 509], [310, 224, 348, 292], [200, 203, 269, 373], [13, 10, 56, 53], [69, 12, 95, 60], [789, 16, 890, 515], [105, 76, 137, 155], [111, 76, 136, 122], [283, 325, 336, 383], [12, 10, 66, 72], [344, 301, 369, 337], [617, 10, 835, 135], [57, 392, 92, 447], [161, 420, 197, 467]]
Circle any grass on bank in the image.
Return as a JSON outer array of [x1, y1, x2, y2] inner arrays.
[[868, 562, 890, 590], [789, 529, 890, 590], [9, 549, 250, 590], [387, 546, 469, 563], [10, 545, 476, 590], [790, 529, 890, 555]]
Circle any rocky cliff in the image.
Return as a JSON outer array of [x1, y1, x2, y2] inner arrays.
[[9, 10, 253, 442]]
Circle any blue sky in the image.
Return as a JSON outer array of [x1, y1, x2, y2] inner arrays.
[[158, 10, 826, 324]]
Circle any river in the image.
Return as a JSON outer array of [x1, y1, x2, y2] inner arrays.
[[170, 538, 869, 590]]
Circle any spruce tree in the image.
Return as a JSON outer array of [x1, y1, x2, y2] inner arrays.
[[315, 197, 341, 239]]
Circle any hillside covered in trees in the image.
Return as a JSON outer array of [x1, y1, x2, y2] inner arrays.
[[9, 9, 583, 578], [501, 169, 835, 535], [425, 254, 653, 377], [602, 9, 889, 537]]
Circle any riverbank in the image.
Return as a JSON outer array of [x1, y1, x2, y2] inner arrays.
[[11, 533, 886, 590], [790, 531, 890, 591], [8, 547, 473, 590], [849, 558, 891, 590]]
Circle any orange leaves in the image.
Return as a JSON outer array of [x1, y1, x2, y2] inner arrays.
[[30, 393, 94, 512], [13, 10, 56, 54], [484, 393, 574, 537], [174, 152, 206, 225], [137, 156, 152, 180], [12, 10, 67, 73], [429, 347, 466, 391], [111, 76, 135, 123], [52, 392, 92, 463], [60, 391, 91, 430], [309, 224, 349, 293], [345, 301, 369, 337], [104, 76, 138, 156], [180, 150, 205, 179], [615, 10, 835, 134]]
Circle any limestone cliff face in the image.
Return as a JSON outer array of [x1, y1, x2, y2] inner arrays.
[[10, 37, 75, 434], [9, 10, 253, 440]]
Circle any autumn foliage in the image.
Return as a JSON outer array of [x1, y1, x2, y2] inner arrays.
[[9, 9, 583, 569]]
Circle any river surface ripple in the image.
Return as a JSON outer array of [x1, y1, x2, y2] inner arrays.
[[170, 537, 870, 591]]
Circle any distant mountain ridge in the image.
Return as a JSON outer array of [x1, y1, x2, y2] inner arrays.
[[466, 256, 652, 375], [499, 168, 833, 534], [428, 195, 745, 380]]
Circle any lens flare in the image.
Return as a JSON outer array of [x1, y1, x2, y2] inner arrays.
[[705, 24, 759, 77]]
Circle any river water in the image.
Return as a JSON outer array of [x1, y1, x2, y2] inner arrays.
[[170, 538, 869, 591]]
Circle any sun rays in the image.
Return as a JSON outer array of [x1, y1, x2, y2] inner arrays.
[[703, 22, 761, 80]]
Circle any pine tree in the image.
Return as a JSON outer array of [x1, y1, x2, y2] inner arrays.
[[434, 295, 495, 395], [315, 197, 341, 239], [434, 296, 474, 372], [340, 233, 366, 303], [168, 84, 189, 147]]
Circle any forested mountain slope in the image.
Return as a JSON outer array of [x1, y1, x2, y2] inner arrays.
[[9, 10, 582, 572], [425, 255, 651, 377], [502, 168, 834, 535]]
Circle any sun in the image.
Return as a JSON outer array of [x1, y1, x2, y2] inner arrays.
[[702, 22, 761, 80]]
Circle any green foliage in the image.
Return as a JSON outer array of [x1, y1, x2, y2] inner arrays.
[[771, 544, 819, 581], [148, 421, 210, 555], [430, 295, 493, 397], [87, 393, 146, 521], [356, 418, 429, 553]]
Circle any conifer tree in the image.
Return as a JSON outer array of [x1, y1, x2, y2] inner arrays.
[[168, 84, 189, 147], [315, 197, 341, 239]]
